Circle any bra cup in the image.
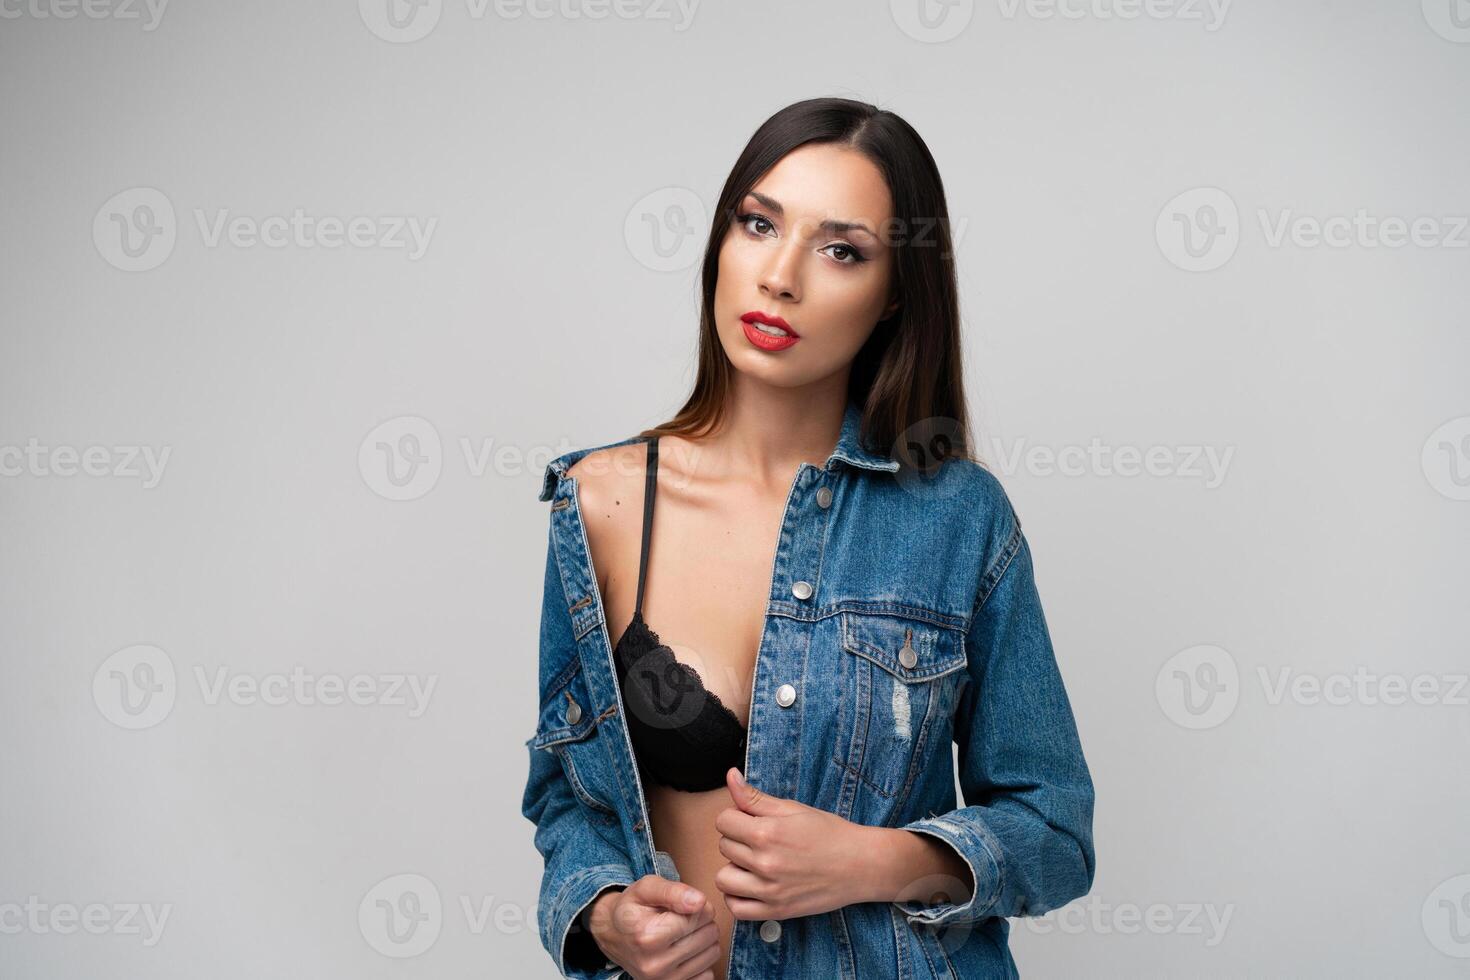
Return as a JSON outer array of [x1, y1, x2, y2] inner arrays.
[[614, 613, 747, 792]]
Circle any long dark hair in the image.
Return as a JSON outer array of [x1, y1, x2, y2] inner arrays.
[[642, 96, 977, 475]]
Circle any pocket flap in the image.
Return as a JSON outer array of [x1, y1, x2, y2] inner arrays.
[[531, 663, 597, 750], [840, 611, 967, 683]]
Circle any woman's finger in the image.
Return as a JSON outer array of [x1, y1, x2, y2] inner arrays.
[[715, 832, 762, 872], [712, 805, 761, 844], [659, 918, 718, 963], [666, 928, 723, 980], [721, 894, 771, 921], [714, 861, 770, 900]]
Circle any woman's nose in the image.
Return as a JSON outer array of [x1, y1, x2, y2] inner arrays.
[[758, 242, 801, 302]]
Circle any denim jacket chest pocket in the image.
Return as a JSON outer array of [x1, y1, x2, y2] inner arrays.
[[531, 661, 619, 822], [833, 611, 969, 801]]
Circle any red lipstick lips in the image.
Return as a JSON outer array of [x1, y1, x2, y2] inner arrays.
[[740, 310, 800, 351]]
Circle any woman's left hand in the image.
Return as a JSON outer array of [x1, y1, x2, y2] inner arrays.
[[712, 767, 884, 921]]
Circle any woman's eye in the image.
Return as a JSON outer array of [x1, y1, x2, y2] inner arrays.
[[738, 211, 865, 265], [738, 212, 774, 237]]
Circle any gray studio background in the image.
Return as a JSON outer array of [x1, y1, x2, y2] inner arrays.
[[2, 1, 1468, 977]]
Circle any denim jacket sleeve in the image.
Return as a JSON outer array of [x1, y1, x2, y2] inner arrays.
[[893, 503, 1096, 926], [522, 522, 637, 979]]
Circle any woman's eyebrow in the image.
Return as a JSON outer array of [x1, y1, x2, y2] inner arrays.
[[746, 190, 877, 239]]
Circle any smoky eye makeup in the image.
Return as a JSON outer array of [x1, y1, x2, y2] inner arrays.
[[737, 210, 776, 237], [734, 204, 869, 264], [824, 241, 867, 264]]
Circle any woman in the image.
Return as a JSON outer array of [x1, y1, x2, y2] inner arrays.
[[522, 97, 1095, 980]]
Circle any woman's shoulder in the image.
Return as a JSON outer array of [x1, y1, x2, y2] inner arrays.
[[898, 452, 1016, 520], [895, 454, 1023, 562], [537, 433, 650, 502], [935, 453, 1010, 500], [564, 441, 651, 520]]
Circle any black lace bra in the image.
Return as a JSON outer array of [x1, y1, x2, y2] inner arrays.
[[612, 436, 748, 793]]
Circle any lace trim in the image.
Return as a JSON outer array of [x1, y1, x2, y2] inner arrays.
[[614, 610, 748, 791], [614, 612, 747, 735]]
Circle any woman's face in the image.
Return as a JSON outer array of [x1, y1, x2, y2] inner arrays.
[[713, 143, 899, 389]]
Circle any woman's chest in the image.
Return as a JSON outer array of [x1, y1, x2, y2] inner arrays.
[[550, 464, 986, 823], [603, 483, 792, 727]]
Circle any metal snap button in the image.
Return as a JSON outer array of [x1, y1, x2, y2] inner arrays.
[[898, 629, 918, 669], [815, 486, 833, 509], [776, 683, 796, 707], [791, 580, 813, 600], [565, 698, 582, 725], [759, 919, 781, 942]]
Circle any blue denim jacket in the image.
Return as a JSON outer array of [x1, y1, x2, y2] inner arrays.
[[522, 400, 1096, 979]]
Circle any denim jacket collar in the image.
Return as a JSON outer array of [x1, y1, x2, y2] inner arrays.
[[825, 399, 902, 474], [538, 400, 899, 501]]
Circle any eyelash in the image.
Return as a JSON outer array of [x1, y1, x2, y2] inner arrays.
[[735, 211, 867, 265]]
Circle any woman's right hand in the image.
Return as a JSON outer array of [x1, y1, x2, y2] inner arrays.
[[586, 875, 721, 980]]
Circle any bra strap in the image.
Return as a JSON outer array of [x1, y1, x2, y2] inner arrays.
[[633, 436, 658, 617]]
